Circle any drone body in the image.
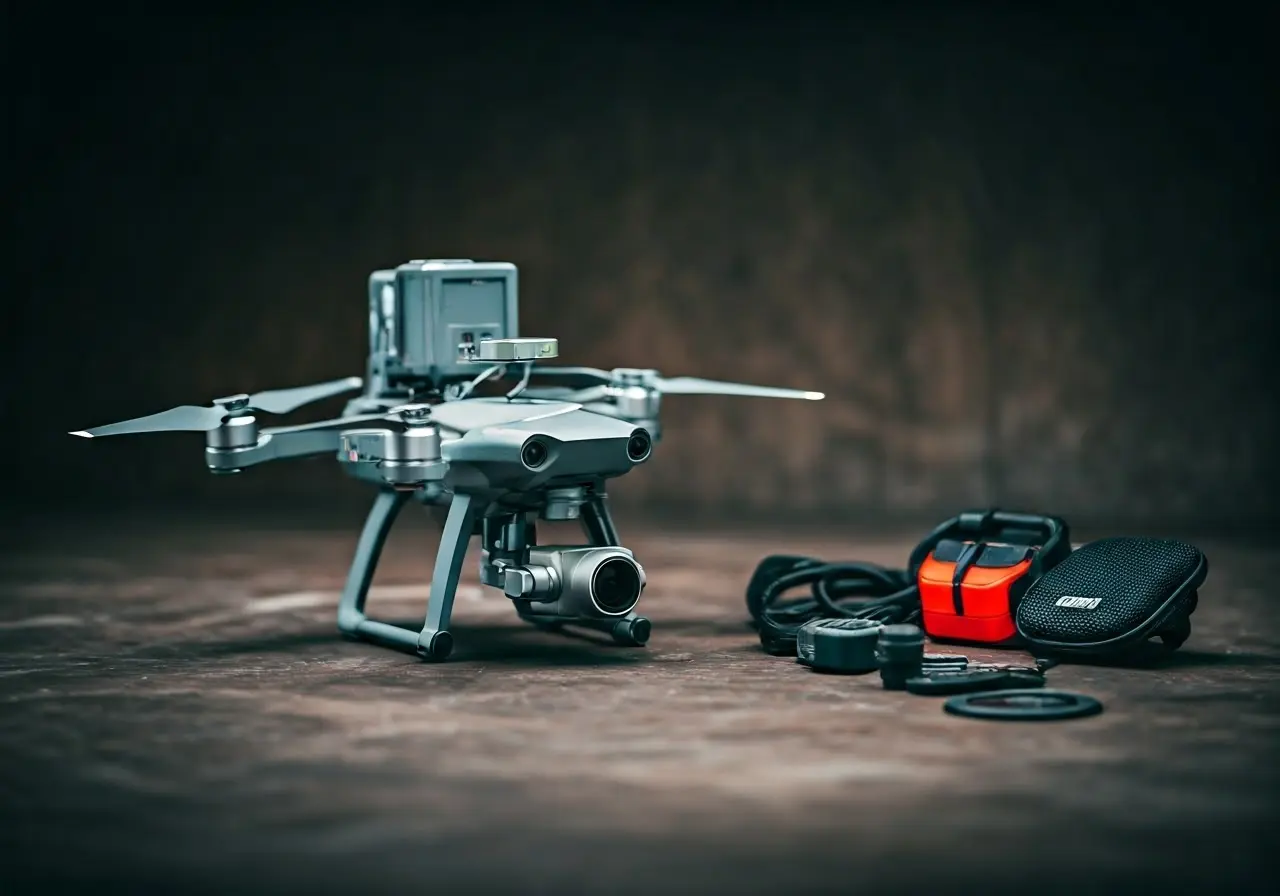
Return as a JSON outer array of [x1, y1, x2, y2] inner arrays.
[[73, 259, 823, 661]]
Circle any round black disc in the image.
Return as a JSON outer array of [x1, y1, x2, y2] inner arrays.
[[944, 689, 1104, 721]]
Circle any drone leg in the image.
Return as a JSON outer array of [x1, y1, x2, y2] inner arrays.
[[414, 492, 479, 662], [337, 488, 411, 643], [577, 490, 651, 648]]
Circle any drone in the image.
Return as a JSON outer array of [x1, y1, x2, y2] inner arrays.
[[71, 259, 824, 661]]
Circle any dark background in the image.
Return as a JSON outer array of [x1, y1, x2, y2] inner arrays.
[[6, 6, 1277, 528]]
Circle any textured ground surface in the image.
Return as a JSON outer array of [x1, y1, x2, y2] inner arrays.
[[1, 510, 1278, 894]]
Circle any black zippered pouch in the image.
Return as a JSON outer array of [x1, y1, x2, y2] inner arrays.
[[1014, 537, 1207, 663]]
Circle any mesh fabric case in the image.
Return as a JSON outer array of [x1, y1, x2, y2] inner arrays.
[[1014, 537, 1206, 661]]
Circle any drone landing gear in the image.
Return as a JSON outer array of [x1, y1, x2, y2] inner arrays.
[[335, 486, 650, 662], [515, 491, 652, 648], [336, 488, 477, 662]]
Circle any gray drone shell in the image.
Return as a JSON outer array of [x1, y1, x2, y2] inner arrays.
[[432, 398, 651, 493]]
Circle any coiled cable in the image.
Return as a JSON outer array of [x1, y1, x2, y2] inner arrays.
[[745, 555, 921, 654]]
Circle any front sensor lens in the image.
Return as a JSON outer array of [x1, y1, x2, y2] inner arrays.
[[521, 439, 549, 469], [627, 431, 652, 462]]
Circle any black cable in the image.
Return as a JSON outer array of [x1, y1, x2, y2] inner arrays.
[[745, 555, 921, 655], [744, 519, 966, 655]]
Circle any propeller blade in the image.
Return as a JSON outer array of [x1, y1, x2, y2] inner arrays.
[[654, 377, 825, 400], [248, 376, 363, 415], [519, 385, 612, 403], [70, 405, 228, 438], [70, 376, 365, 439], [528, 366, 613, 385]]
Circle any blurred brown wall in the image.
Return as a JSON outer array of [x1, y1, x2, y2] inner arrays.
[[7, 10, 1277, 526]]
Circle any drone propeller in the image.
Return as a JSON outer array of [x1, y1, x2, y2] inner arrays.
[[526, 367, 823, 402], [69, 376, 364, 438], [522, 366, 614, 387], [642, 376, 823, 400]]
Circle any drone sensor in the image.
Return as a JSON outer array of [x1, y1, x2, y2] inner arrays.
[[520, 438, 551, 470], [627, 430, 653, 463]]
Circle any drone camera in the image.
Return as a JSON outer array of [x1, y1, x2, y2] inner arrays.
[[591, 557, 644, 614], [514, 546, 647, 619]]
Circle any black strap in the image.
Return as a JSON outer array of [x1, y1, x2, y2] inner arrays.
[[950, 542, 984, 616], [956, 510, 996, 534]]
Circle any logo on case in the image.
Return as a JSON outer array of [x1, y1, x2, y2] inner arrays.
[[1055, 595, 1102, 610]]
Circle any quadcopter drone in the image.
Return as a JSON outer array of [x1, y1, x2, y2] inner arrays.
[[72, 259, 824, 661]]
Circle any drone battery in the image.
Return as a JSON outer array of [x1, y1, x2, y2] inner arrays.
[[389, 259, 520, 384], [795, 618, 882, 673]]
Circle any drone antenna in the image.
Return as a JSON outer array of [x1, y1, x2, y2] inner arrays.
[[451, 338, 560, 402], [455, 363, 506, 400], [505, 361, 535, 401]]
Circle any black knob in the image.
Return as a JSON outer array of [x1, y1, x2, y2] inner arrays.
[[877, 623, 926, 691]]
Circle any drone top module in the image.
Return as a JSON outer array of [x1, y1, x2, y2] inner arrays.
[[72, 259, 824, 662]]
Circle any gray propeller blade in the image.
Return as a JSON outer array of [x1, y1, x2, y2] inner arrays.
[[528, 366, 613, 384], [70, 376, 364, 439], [70, 406, 229, 438], [246, 376, 364, 415], [652, 376, 824, 400], [523, 376, 822, 404], [519, 385, 612, 403]]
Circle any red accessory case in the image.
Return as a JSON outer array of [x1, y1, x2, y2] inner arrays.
[[912, 511, 1070, 646]]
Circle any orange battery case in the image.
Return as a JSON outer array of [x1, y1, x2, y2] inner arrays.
[[913, 511, 1070, 647]]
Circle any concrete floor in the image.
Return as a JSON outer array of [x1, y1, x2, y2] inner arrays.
[[1, 509, 1277, 894]]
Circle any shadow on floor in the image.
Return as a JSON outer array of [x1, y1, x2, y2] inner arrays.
[[152, 621, 651, 668]]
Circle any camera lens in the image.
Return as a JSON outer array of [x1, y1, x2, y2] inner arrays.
[[591, 557, 642, 615], [521, 439, 549, 469], [626, 430, 652, 462]]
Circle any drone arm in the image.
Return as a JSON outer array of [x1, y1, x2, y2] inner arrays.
[[204, 413, 391, 472]]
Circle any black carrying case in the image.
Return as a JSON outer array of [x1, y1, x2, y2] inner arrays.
[[1014, 537, 1207, 662]]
